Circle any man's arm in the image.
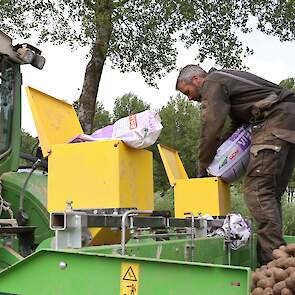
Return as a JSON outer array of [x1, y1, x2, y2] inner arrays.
[[198, 80, 231, 173]]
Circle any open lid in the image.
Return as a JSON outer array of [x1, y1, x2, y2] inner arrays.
[[157, 144, 188, 186], [26, 87, 83, 157]]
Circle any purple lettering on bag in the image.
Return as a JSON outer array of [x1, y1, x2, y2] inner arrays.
[[236, 132, 251, 151]]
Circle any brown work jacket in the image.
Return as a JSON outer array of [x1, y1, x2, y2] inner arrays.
[[198, 68, 295, 171]]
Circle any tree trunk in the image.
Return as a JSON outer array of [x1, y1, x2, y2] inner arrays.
[[78, 0, 113, 133]]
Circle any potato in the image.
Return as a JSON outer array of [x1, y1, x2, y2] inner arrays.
[[273, 249, 289, 259], [281, 288, 294, 295], [251, 287, 264, 295], [257, 278, 275, 289], [268, 260, 278, 269], [279, 245, 287, 252], [285, 277, 295, 290], [290, 272, 295, 283], [252, 272, 260, 284], [286, 258, 295, 268], [273, 281, 286, 295], [266, 269, 274, 278], [256, 271, 267, 281], [265, 288, 275, 295], [272, 268, 288, 282], [286, 244, 295, 255], [286, 267, 295, 275], [275, 258, 289, 269]]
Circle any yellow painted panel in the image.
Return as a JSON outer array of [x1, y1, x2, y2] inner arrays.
[[119, 144, 154, 210], [120, 262, 140, 295], [48, 140, 153, 245], [218, 179, 231, 215], [157, 144, 188, 186], [174, 177, 230, 217], [48, 140, 121, 211], [89, 228, 130, 246], [26, 87, 83, 157]]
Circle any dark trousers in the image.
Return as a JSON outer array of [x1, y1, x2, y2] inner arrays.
[[244, 120, 295, 265]]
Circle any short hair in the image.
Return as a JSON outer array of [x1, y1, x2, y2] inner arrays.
[[176, 64, 207, 89]]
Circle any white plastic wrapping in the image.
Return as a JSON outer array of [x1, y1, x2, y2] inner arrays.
[[207, 125, 252, 183], [111, 110, 163, 148], [212, 214, 251, 250], [70, 110, 163, 149]]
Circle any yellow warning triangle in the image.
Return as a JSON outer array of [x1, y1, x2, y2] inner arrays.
[[123, 266, 137, 281]]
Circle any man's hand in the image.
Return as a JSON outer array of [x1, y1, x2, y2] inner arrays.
[[196, 169, 208, 178]]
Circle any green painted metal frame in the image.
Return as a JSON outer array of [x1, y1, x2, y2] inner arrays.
[[0, 249, 251, 295], [83, 236, 257, 269], [0, 246, 22, 270], [1, 171, 51, 244], [0, 62, 21, 175]]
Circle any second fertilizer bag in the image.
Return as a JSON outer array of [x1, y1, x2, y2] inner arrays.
[[207, 125, 252, 183]]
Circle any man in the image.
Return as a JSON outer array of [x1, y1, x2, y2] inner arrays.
[[176, 64, 295, 265]]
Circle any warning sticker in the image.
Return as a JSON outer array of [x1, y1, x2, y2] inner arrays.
[[120, 263, 140, 295]]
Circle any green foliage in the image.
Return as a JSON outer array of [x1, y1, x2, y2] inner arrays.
[[112, 93, 150, 122], [279, 78, 295, 94], [20, 129, 38, 165], [153, 95, 201, 191], [154, 189, 174, 215], [230, 182, 295, 235], [93, 101, 111, 130], [230, 182, 250, 217], [282, 199, 295, 236], [73, 99, 111, 131], [21, 129, 38, 155], [279, 77, 295, 186], [3, 1, 295, 83]]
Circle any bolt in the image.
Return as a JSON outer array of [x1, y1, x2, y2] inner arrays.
[[59, 261, 67, 269], [65, 201, 73, 212]]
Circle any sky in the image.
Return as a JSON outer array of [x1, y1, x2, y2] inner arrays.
[[21, 29, 295, 137]]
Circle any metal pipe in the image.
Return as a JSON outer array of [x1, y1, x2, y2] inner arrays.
[[184, 212, 195, 262], [121, 210, 153, 256], [226, 214, 231, 265], [132, 232, 189, 239]]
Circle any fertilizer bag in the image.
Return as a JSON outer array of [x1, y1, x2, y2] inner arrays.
[[91, 110, 163, 149], [207, 125, 251, 183]]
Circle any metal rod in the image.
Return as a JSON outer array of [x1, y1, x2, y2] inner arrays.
[[226, 214, 231, 265], [132, 232, 189, 239], [121, 210, 153, 256], [184, 212, 195, 262]]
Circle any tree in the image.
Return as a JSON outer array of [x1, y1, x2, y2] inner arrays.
[[280, 78, 295, 94], [154, 95, 201, 191], [92, 101, 111, 130], [21, 129, 38, 155], [112, 93, 150, 122], [2, 1, 295, 132], [20, 129, 38, 165], [279, 77, 295, 187]]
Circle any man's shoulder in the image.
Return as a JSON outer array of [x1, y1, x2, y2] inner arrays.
[[207, 68, 248, 79]]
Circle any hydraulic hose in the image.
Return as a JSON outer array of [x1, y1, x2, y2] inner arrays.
[[17, 158, 42, 225]]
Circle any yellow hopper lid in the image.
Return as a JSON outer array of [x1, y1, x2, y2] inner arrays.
[[26, 87, 83, 157], [157, 144, 188, 186]]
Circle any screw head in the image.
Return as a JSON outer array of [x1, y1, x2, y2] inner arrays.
[[59, 261, 67, 269]]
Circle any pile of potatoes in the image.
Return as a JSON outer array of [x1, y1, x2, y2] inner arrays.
[[252, 244, 295, 295]]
